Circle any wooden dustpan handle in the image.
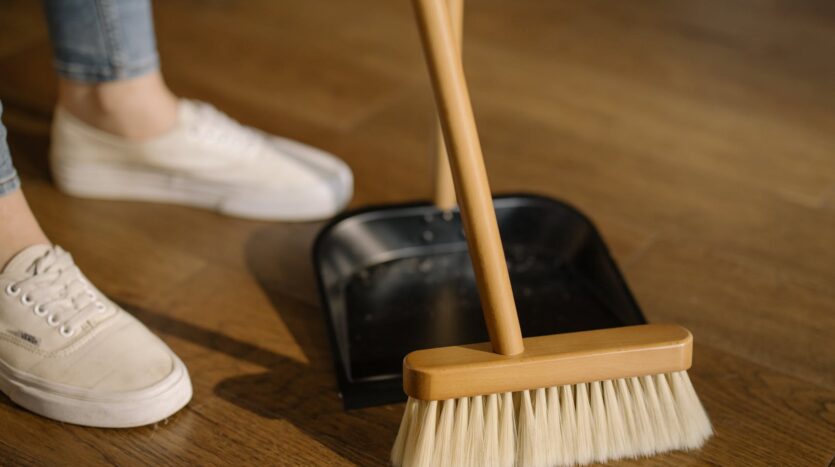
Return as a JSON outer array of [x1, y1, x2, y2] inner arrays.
[[432, 0, 462, 210], [413, 0, 524, 356]]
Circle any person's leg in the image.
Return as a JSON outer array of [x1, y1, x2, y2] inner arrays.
[[42, 0, 353, 221], [0, 4, 195, 429], [0, 101, 49, 268], [43, 0, 177, 140], [58, 72, 177, 142], [0, 192, 50, 268], [0, 98, 192, 428]]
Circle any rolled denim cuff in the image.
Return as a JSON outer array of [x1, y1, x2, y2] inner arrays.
[[53, 54, 159, 83], [0, 102, 20, 197], [43, 0, 160, 83], [0, 171, 21, 197]]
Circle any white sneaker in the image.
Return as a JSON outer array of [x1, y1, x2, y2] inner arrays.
[[49, 100, 353, 221], [0, 245, 192, 428]]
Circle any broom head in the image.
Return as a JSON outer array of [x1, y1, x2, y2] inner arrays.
[[392, 324, 712, 466]]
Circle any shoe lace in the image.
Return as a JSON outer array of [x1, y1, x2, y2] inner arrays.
[[6, 248, 108, 338], [186, 101, 265, 159]]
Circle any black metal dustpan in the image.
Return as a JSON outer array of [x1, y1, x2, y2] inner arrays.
[[312, 0, 646, 410]]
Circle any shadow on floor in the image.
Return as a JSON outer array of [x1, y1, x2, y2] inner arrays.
[[5, 123, 52, 182], [239, 223, 398, 463], [124, 219, 401, 464], [241, 221, 331, 366], [128, 303, 396, 465]]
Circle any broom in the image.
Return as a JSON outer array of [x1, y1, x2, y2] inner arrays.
[[391, 0, 713, 465]]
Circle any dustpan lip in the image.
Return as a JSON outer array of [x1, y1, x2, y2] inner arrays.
[[312, 192, 594, 257]]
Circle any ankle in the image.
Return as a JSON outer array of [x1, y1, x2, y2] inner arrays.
[[57, 72, 179, 142], [0, 190, 50, 269]]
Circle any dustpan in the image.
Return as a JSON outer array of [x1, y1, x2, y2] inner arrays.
[[313, 0, 646, 409]]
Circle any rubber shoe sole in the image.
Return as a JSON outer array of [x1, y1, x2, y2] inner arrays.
[[51, 156, 352, 222], [0, 355, 192, 428]]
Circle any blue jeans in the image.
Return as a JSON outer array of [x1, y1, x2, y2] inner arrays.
[[0, 0, 157, 197], [0, 102, 18, 196]]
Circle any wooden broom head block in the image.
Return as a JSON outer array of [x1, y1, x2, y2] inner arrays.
[[403, 324, 693, 401]]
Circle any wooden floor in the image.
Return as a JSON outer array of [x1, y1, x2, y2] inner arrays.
[[1, 0, 834, 465]]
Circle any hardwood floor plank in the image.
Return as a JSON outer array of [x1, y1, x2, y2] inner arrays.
[[0, 1, 47, 60], [626, 235, 835, 389], [154, 1, 417, 134], [0, 0, 832, 464], [612, 345, 835, 466]]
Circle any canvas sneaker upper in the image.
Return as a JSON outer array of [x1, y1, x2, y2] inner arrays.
[[0, 245, 191, 426], [50, 100, 354, 221]]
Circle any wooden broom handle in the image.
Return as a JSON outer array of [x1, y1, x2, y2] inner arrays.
[[413, 0, 524, 356], [432, 0, 462, 210]]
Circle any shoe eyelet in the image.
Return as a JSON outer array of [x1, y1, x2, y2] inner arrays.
[[86, 291, 95, 300], [47, 315, 60, 327], [21, 294, 34, 306], [59, 326, 75, 338], [5, 283, 20, 296], [34, 304, 48, 316], [96, 302, 106, 312]]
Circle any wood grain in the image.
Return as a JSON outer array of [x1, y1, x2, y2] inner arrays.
[[431, 0, 462, 211], [414, 0, 524, 356], [404, 324, 693, 400], [0, 1, 45, 60], [0, 0, 833, 465]]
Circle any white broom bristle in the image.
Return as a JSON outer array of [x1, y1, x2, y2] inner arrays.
[[603, 379, 629, 459], [559, 385, 576, 466], [574, 382, 594, 465], [517, 390, 535, 467], [432, 399, 456, 465], [498, 392, 516, 466], [392, 397, 417, 466], [545, 386, 561, 466], [589, 381, 609, 462], [483, 394, 500, 467], [641, 374, 673, 451], [392, 370, 712, 467], [518, 389, 551, 467], [615, 378, 638, 456], [450, 394, 469, 466], [465, 395, 485, 466], [534, 388, 550, 465], [670, 372, 713, 448], [411, 400, 437, 467], [655, 373, 684, 449], [627, 375, 656, 455]]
